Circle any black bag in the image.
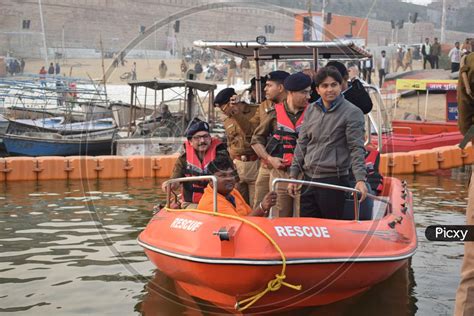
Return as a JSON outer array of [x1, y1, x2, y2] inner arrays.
[[343, 79, 373, 114]]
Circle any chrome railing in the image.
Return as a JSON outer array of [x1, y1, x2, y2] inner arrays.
[[163, 175, 218, 213], [271, 178, 388, 221]]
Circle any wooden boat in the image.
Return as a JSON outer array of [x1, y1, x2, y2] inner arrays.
[[6, 116, 116, 135], [138, 176, 416, 313], [114, 79, 217, 156], [2, 129, 115, 156], [7, 106, 56, 120]]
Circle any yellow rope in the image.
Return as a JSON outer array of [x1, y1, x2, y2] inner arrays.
[[163, 207, 302, 312]]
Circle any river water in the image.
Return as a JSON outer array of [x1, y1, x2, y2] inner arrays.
[[0, 169, 469, 315]]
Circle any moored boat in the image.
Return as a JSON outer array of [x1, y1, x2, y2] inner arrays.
[[2, 129, 115, 156], [375, 120, 463, 153], [138, 176, 416, 313]]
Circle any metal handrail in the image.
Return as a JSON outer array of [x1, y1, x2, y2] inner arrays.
[[163, 175, 218, 213], [271, 178, 389, 220]]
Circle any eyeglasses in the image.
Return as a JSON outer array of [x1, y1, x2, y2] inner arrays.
[[191, 134, 211, 141]]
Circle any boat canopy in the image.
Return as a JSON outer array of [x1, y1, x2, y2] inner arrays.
[[128, 79, 217, 92], [193, 40, 372, 60]]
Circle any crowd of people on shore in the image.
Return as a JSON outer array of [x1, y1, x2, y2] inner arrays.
[[150, 38, 473, 91]]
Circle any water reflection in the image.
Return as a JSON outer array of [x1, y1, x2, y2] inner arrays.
[[0, 170, 469, 315]]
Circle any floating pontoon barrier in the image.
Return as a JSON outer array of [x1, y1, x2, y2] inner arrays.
[[0, 146, 470, 182], [379, 143, 471, 175], [0, 154, 179, 182]]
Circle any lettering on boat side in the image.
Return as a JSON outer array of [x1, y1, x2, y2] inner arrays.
[[170, 218, 203, 232], [274, 226, 330, 238]]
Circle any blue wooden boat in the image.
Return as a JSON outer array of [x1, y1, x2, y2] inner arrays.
[[6, 117, 116, 135], [2, 130, 115, 156]]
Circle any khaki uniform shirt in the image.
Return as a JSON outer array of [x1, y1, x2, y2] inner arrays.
[[251, 102, 305, 147], [224, 104, 259, 158], [255, 99, 274, 127]]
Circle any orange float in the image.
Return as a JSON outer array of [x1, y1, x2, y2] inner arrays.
[[4, 157, 37, 181], [437, 146, 464, 170], [154, 154, 179, 178], [411, 150, 439, 174], [138, 177, 416, 313], [96, 156, 128, 180], [461, 144, 474, 166], [386, 153, 415, 175], [0, 158, 6, 182], [36, 157, 69, 181], [67, 156, 98, 181], [126, 156, 155, 179]]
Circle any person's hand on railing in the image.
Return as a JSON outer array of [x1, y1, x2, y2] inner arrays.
[[287, 182, 300, 198], [252, 191, 277, 217], [355, 181, 368, 202], [161, 181, 179, 193], [261, 191, 277, 212]]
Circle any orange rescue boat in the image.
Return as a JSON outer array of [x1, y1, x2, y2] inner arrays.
[[138, 176, 417, 313]]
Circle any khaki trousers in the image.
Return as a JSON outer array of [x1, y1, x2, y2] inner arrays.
[[253, 165, 271, 208], [269, 168, 297, 217], [234, 159, 259, 207], [454, 170, 474, 316]]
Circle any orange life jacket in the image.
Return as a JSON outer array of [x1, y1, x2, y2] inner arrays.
[[183, 138, 221, 203], [267, 103, 306, 168]]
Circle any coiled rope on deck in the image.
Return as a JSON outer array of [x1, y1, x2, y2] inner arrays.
[[163, 207, 302, 312]]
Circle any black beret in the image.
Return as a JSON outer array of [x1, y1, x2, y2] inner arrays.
[[283, 72, 312, 92], [214, 88, 236, 107], [326, 61, 348, 79], [266, 70, 290, 83], [186, 121, 209, 138]]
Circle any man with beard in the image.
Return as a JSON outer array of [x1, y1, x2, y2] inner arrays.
[[162, 121, 230, 208]]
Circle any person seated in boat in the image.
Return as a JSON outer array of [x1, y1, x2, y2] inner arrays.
[[162, 120, 231, 208], [287, 67, 368, 219], [159, 103, 172, 120], [344, 145, 384, 220], [197, 155, 277, 217]]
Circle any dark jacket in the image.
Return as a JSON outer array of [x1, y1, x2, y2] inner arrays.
[[289, 95, 367, 182]]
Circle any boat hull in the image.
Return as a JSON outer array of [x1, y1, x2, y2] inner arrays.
[[142, 245, 407, 312], [138, 177, 416, 312], [2, 132, 114, 156]]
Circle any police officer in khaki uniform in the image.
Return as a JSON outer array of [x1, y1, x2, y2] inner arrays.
[[252, 71, 290, 208], [214, 87, 260, 206], [251, 72, 311, 217]]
